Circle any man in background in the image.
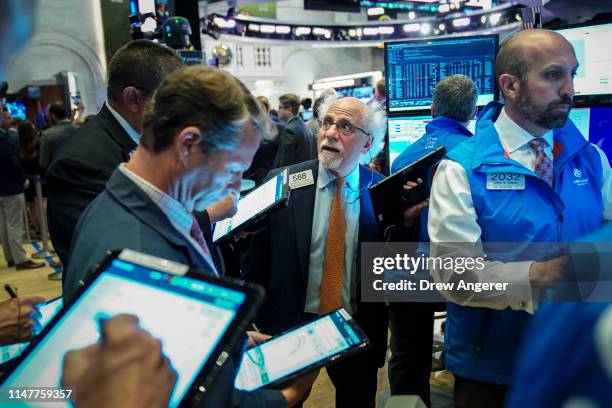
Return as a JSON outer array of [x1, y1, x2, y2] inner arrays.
[[39, 101, 78, 171], [45, 40, 184, 271], [274, 93, 315, 167]]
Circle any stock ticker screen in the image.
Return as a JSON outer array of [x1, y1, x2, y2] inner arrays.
[[386, 35, 498, 113]]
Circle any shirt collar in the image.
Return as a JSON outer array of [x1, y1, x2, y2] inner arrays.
[[318, 162, 360, 192], [496, 107, 553, 153], [118, 164, 193, 235], [105, 101, 141, 145]]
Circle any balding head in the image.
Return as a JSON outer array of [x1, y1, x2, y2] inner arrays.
[[496, 29, 575, 90], [496, 29, 578, 136]]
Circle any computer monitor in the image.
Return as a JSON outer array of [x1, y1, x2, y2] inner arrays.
[[385, 34, 498, 113], [387, 115, 476, 171], [352, 85, 374, 103], [568, 106, 612, 162], [4, 101, 26, 121], [554, 22, 612, 104]]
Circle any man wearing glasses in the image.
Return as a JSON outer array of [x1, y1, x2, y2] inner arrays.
[[45, 40, 184, 274], [244, 96, 388, 407]]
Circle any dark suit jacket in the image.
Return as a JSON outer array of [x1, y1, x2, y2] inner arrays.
[[65, 168, 287, 408], [39, 120, 78, 170], [0, 129, 25, 196], [244, 160, 389, 366], [273, 116, 315, 168], [45, 104, 137, 266]]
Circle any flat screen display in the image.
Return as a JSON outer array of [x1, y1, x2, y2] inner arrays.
[[386, 35, 498, 113], [235, 309, 367, 391], [4, 101, 27, 121], [388, 115, 476, 171], [569, 106, 612, 161], [554, 22, 612, 98], [213, 171, 287, 243], [0, 258, 247, 408]]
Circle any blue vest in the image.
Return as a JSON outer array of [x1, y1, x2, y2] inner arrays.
[[391, 116, 472, 174], [507, 303, 612, 408], [392, 116, 472, 244], [443, 102, 604, 384]]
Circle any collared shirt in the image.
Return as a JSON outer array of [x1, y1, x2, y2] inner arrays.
[[118, 164, 217, 274], [429, 106, 612, 313], [105, 101, 140, 145], [305, 163, 360, 314]]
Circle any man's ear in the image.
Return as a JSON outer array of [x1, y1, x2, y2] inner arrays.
[[175, 126, 203, 165], [362, 135, 373, 154], [499, 74, 521, 102], [122, 86, 146, 114]]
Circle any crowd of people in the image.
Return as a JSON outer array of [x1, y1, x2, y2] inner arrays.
[[1, 1, 611, 407]]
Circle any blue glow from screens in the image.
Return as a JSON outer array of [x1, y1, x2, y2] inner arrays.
[[386, 35, 497, 112], [5, 101, 26, 121], [569, 106, 612, 162]]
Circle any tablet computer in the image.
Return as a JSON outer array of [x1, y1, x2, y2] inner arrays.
[[0, 297, 63, 365], [0, 249, 265, 407], [234, 308, 370, 392], [369, 146, 446, 228], [213, 169, 290, 243]]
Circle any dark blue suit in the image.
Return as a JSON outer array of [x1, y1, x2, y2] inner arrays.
[[244, 159, 388, 408], [65, 168, 287, 408]]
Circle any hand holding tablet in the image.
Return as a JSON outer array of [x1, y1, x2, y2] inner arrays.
[[62, 314, 177, 408]]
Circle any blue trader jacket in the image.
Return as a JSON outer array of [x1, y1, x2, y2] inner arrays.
[[391, 115, 472, 243], [442, 101, 604, 384]]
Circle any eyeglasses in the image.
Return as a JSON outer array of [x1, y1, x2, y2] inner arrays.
[[319, 118, 369, 137]]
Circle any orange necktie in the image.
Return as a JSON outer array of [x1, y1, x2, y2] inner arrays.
[[319, 177, 346, 315]]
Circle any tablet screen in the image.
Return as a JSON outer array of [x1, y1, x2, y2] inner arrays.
[[213, 170, 287, 242], [0, 298, 63, 364], [1, 258, 247, 408], [234, 309, 367, 391]]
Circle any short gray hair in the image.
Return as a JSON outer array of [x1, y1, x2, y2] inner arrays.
[[317, 96, 387, 162], [432, 74, 478, 123]]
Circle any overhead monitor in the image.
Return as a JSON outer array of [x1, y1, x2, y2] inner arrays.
[[554, 22, 612, 104], [4, 101, 27, 121], [385, 34, 498, 113], [387, 115, 476, 171]]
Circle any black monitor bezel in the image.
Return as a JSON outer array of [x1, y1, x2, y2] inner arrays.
[[384, 33, 500, 116], [0, 250, 265, 407]]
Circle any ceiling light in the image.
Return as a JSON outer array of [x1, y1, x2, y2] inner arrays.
[[408, 11, 416, 20], [379, 26, 395, 35], [363, 27, 380, 36], [438, 23, 446, 31], [275, 25, 290, 34], [367, 7, 385, 16], [213, 17, 236, 29], [420, 23, 431, 35], [403, 23, 420, 32], [247, 24, 260, 32], [260, 24, 275, 33], [489, 13, 501, 25], [295, 27, 311, 36], [452, 17, 471, 28]]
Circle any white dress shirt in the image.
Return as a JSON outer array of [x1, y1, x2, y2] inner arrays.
[[428, 107, 612, 312], [305, 163, 360, 314], [106, 101, 140, 145]]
